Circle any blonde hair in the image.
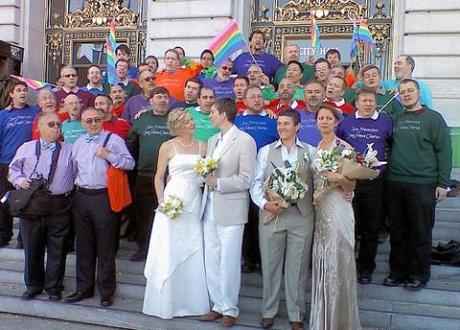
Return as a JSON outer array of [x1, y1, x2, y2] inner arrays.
[[167, 108, 189, 136]]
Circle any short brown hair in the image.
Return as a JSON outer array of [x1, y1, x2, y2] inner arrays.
[[316, 104, 341, 121], [213, 98, 237, 123], [151, 86, 170, 97], [356, 87, 377, 102], [8, 80, 28, 94]]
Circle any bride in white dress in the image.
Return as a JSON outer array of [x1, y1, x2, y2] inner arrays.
[[143, 109, 210, 319]]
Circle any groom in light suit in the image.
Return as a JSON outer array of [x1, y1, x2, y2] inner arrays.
[[250, 109, 315, 330], [199, 98, 257, 327]]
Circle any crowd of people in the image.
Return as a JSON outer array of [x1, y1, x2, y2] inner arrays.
[[0, 29, 453, 330]]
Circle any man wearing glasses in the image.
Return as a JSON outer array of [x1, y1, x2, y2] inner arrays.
[[66, 107, 134, 307], [202, 59, 236, 100], [8, 113, 74, 301], [54, 66, 95, 110]]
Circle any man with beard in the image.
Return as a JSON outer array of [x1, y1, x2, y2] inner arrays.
[[268, 79, 306, 116], [202, 59, 235, 99], [109, 84, 127, 118], [274, 44, 315, 88]]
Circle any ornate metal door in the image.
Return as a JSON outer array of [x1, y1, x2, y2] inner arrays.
[[251, 0, 394, 77], [44, 0, 147, 84]]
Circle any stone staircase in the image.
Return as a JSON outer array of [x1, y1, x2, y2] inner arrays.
[[0, 197, 460, 329]]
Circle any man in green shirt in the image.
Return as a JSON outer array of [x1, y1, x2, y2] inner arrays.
[[188, 87, 219, 142], [274, 44, 315, 89], [384, 78, 451, 291], [127, 86, 172, 261], [61, 94, 86, 144]]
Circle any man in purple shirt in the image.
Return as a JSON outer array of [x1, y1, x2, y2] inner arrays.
[[53, 66, 95, 111], [337, 87, 393, 285], [8, 112, 73, 301], [66, 108, 134, 307], [233, 30, 282, 81], [201, 59, 236, 100], [121, 70, 155, 122], [298, 80, 326, 147]]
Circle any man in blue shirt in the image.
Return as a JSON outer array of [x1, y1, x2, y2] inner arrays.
[[298, 80, 326, 147], [0, 80, 39, 248]]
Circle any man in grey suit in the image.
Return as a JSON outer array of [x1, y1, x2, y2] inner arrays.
[[250, 109, 315, 330], [199, 98, 257, 328]]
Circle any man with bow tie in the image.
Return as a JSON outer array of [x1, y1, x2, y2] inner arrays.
[[66, 107, 134, 307], [8, 112, 74, 301]]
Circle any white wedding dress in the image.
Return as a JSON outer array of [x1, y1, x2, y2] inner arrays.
[[143, 148, 210, 319]]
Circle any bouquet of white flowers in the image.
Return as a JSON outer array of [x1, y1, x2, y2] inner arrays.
[[313, 142, 382, 203], [194, 157, 218, 178], [263, 161, 308, 226], [158, 195, 184, 220]]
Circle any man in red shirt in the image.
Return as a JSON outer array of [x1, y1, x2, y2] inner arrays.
[[95, 95, 131, 140], [53, 66, 95, 110], [109, 84, 126, 118], [233, 76, 249, 114], [268, 78, 306, 116], [324, 76, 355, 116]]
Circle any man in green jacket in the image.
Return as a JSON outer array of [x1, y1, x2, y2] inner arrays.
[[384, 78, 451, 291]]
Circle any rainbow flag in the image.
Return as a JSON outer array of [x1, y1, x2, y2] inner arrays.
[[10, 74, 49, 90], [310, 13, 321, 50], [208, 20, 247, 67], [350, 18, 377, 58], [106, 21, 118, 85]]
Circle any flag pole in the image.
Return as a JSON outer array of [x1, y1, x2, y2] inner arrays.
[[378, 92, 400, 113]]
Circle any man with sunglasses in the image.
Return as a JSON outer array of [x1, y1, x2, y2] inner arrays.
[[66, 107, 134, 307], [122, 70, 156, 122], [8, 112, 73, 301], [53, 66, 95, 111], [201, 59, 236, 99]]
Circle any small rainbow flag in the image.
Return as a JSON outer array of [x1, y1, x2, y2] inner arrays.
[[208, 20, 247, 67], [106, 21, 118, 85], [10, 74, 49, 90], [350, 18, 377, 58], [310, 13, 321, 50]]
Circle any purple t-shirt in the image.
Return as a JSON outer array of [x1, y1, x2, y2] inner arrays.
[[122, 94, 150, 122], [298, 110, 344, 147], [337, 112, 393, 174], [233, 52, 283, 80], [201, 77, 235, 100]]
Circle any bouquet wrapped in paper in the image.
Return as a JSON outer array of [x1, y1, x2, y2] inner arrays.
[[313, 142, 384, 203], [263, 161, 308, 226], [194, 157, 218, 179], [158, 195, 184, 220]]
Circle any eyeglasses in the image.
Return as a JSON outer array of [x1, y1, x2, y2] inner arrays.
[[83, 117, 102, 124], [142, 76, 154, 82], [221, 66, 233, 72], [47, 121, 62, 128], [64, 74, 77, 78]]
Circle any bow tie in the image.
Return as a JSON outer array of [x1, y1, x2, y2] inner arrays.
[[41, 141, 57, 151], [85, 134, 100, 143]]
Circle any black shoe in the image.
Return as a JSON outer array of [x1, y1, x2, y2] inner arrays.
[[21, 289, 41, 301], [64, 292, 93, 303], [129, 250, 146, 262], [404, 279, 427, 291], [242, 261, 256, 273], [48, 292, 62, 301], [383, 275, 406, 287], [101, 296, 113, 307], [358, 273, 372, 285]]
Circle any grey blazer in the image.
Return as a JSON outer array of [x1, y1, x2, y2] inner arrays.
[[200, 127, 257, 226]]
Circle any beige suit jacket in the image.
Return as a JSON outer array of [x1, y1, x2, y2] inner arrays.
[[201, 126, 257, 226]]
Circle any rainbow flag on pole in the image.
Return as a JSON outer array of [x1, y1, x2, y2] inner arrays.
[[350, 18, 377, 58], [310, 13, 321, 50], [106, 21, 118, 85], [208, 20, 247, 67], [10, 74, 49, 90]]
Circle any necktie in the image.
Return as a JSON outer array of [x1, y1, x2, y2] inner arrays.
[[85, 134, 100, 143], [41, 141, 57, 151]]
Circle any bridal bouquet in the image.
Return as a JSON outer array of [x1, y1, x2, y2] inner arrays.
[[263, 161, 308, 225], [194, 157, 218, 178], [313, 142, 383, 203], [158, 195, 184, 220]]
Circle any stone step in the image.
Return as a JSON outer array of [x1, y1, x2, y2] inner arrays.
[[433, 222, 460, 241], [435, 207, 460, 223], [437, 197, 460, 209], [1, 278, 460, 330]]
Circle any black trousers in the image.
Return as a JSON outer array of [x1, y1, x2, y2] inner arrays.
[[72, 189, 117, 298], [0, 164, 14, 243], [20, 194, 71, 294], [242, 200, 261, 265], [133, 175, 157, 253], [386, 180, 436, 283], [353, 177, 384, 274]]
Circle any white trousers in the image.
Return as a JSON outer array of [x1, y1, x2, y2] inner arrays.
[[203, 216, 244, 318]]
